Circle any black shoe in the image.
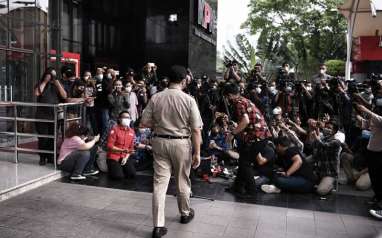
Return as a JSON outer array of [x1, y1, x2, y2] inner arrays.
[[39, 157, 46, 166], [152, 227, 167, 238], [180, 208, 194, 224]]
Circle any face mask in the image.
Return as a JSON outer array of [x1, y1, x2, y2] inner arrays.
[[121, 118, 131, 127], [83, 76, 90, 80], [51, 71, 57, 78], [256, 87, 262, 94], [369, 94, 374, 101], [285, 86, 292, 93], [139, 128, 146, 134], [376, 98, 382, 107], [126, 86, 132, 93], [319, 69, 325, 75], [107, 73, 112, 80], [95, 74, 103, 81], [306, 86, 312, 91]]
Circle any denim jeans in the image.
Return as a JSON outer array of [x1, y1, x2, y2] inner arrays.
[[59, 146, 97, 176], [274, 175, 314, 193]]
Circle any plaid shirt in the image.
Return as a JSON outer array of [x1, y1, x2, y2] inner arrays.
[[232, 96, 271, 142], [313, 138, 342, 177]]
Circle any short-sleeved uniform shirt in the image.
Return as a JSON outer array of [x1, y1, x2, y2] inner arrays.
[[232, 96, 271, 142], [141, 88, 203, 136]]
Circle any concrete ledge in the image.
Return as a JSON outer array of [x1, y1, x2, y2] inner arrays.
[[0, 171, 64, 202]]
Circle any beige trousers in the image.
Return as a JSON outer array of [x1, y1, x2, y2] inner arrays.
[[151, 138, 192, 227]]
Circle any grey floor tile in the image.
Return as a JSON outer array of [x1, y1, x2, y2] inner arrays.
[[287, 217, 316, 234], [223, 225, 254, 238], [254, 229, 286, 238], [287, 209, 315, 220], [0, 226, 31, 238], [286, 231, 316, 238]]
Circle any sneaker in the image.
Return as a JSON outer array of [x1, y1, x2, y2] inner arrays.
[[180, 208, 195, 224], [369, 209, 382, 220], [261, 184, 281, 194], [83, 170, 99, 176], [70, 175, 86, 180]]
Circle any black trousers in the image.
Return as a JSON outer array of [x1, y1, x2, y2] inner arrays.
[[86, 107, 98, 135], [36, 122, 54, 161], [107, 157, 136, 180], [235, 140, 268, 193], [367, 150, 382, 202]]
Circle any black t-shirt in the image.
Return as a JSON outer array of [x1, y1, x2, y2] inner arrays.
[[254, 144, 275, 177], [36, 82, 64, 119], [280, 146, 316, 182], [95, 78, 112, 108]]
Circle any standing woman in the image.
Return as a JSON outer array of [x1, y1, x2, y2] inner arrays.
[[34, 67, 67, 165], [108, 79, 130, 122], [83, 71, 98, 134]]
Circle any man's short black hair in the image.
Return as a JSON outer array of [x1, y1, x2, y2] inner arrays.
[[274, 136, 291, 147], [168, 65, 187, 84], [282, 62, 289, 67], [223, 83, 240, 96], [118, 110, 130, 118], [64, 69, 74, 78]]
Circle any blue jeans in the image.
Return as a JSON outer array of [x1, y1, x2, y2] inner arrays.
[[274, 175, 314, 193], [59, 146, 97, 176]]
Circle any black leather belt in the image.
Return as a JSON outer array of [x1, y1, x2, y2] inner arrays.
[[153, 134, 190, 139]]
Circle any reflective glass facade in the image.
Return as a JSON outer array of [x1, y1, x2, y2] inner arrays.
[[0, 0, 217, 102]]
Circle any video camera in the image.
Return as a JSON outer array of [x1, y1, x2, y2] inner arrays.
[[224, 59, 238, 68]]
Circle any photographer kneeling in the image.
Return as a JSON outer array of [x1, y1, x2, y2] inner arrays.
[[58, 123, 100, 180], [261, 136, 316, 194], [106, 111, 136, 180]]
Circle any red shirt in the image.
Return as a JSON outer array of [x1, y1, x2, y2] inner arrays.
[[107, 125, 135, 161], [232, 96, 271, 142]]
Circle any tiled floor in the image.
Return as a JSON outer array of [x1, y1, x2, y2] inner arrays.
[[62, 172, 374, 218], [0, 152, 57, 194], [0, 182, 380, 238]]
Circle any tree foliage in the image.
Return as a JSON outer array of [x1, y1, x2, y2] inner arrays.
[[244, 0, 347, 79], [223, 33, 256, 74], [325, 59, 345, 76]]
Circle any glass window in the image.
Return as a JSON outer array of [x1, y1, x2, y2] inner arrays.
[[73, 3, 81, 43], [62, 0, 70, 40]]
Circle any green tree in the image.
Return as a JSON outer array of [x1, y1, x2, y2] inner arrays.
[[244, 0, 347, 79], [325, 59, 345, 76], [223, 33, 256, 74]]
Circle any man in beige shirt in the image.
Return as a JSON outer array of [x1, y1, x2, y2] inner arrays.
[[140, 65, 203, 238]]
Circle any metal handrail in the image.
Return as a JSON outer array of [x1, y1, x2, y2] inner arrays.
[[0, 101, 86, 169]]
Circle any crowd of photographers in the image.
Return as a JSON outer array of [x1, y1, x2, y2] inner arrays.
[[34, 60, 382, 220]]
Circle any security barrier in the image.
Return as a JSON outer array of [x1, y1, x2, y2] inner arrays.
[[0, 101, 85, 169]]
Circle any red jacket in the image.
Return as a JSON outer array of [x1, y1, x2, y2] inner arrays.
[[107, 125, 135, 161]]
